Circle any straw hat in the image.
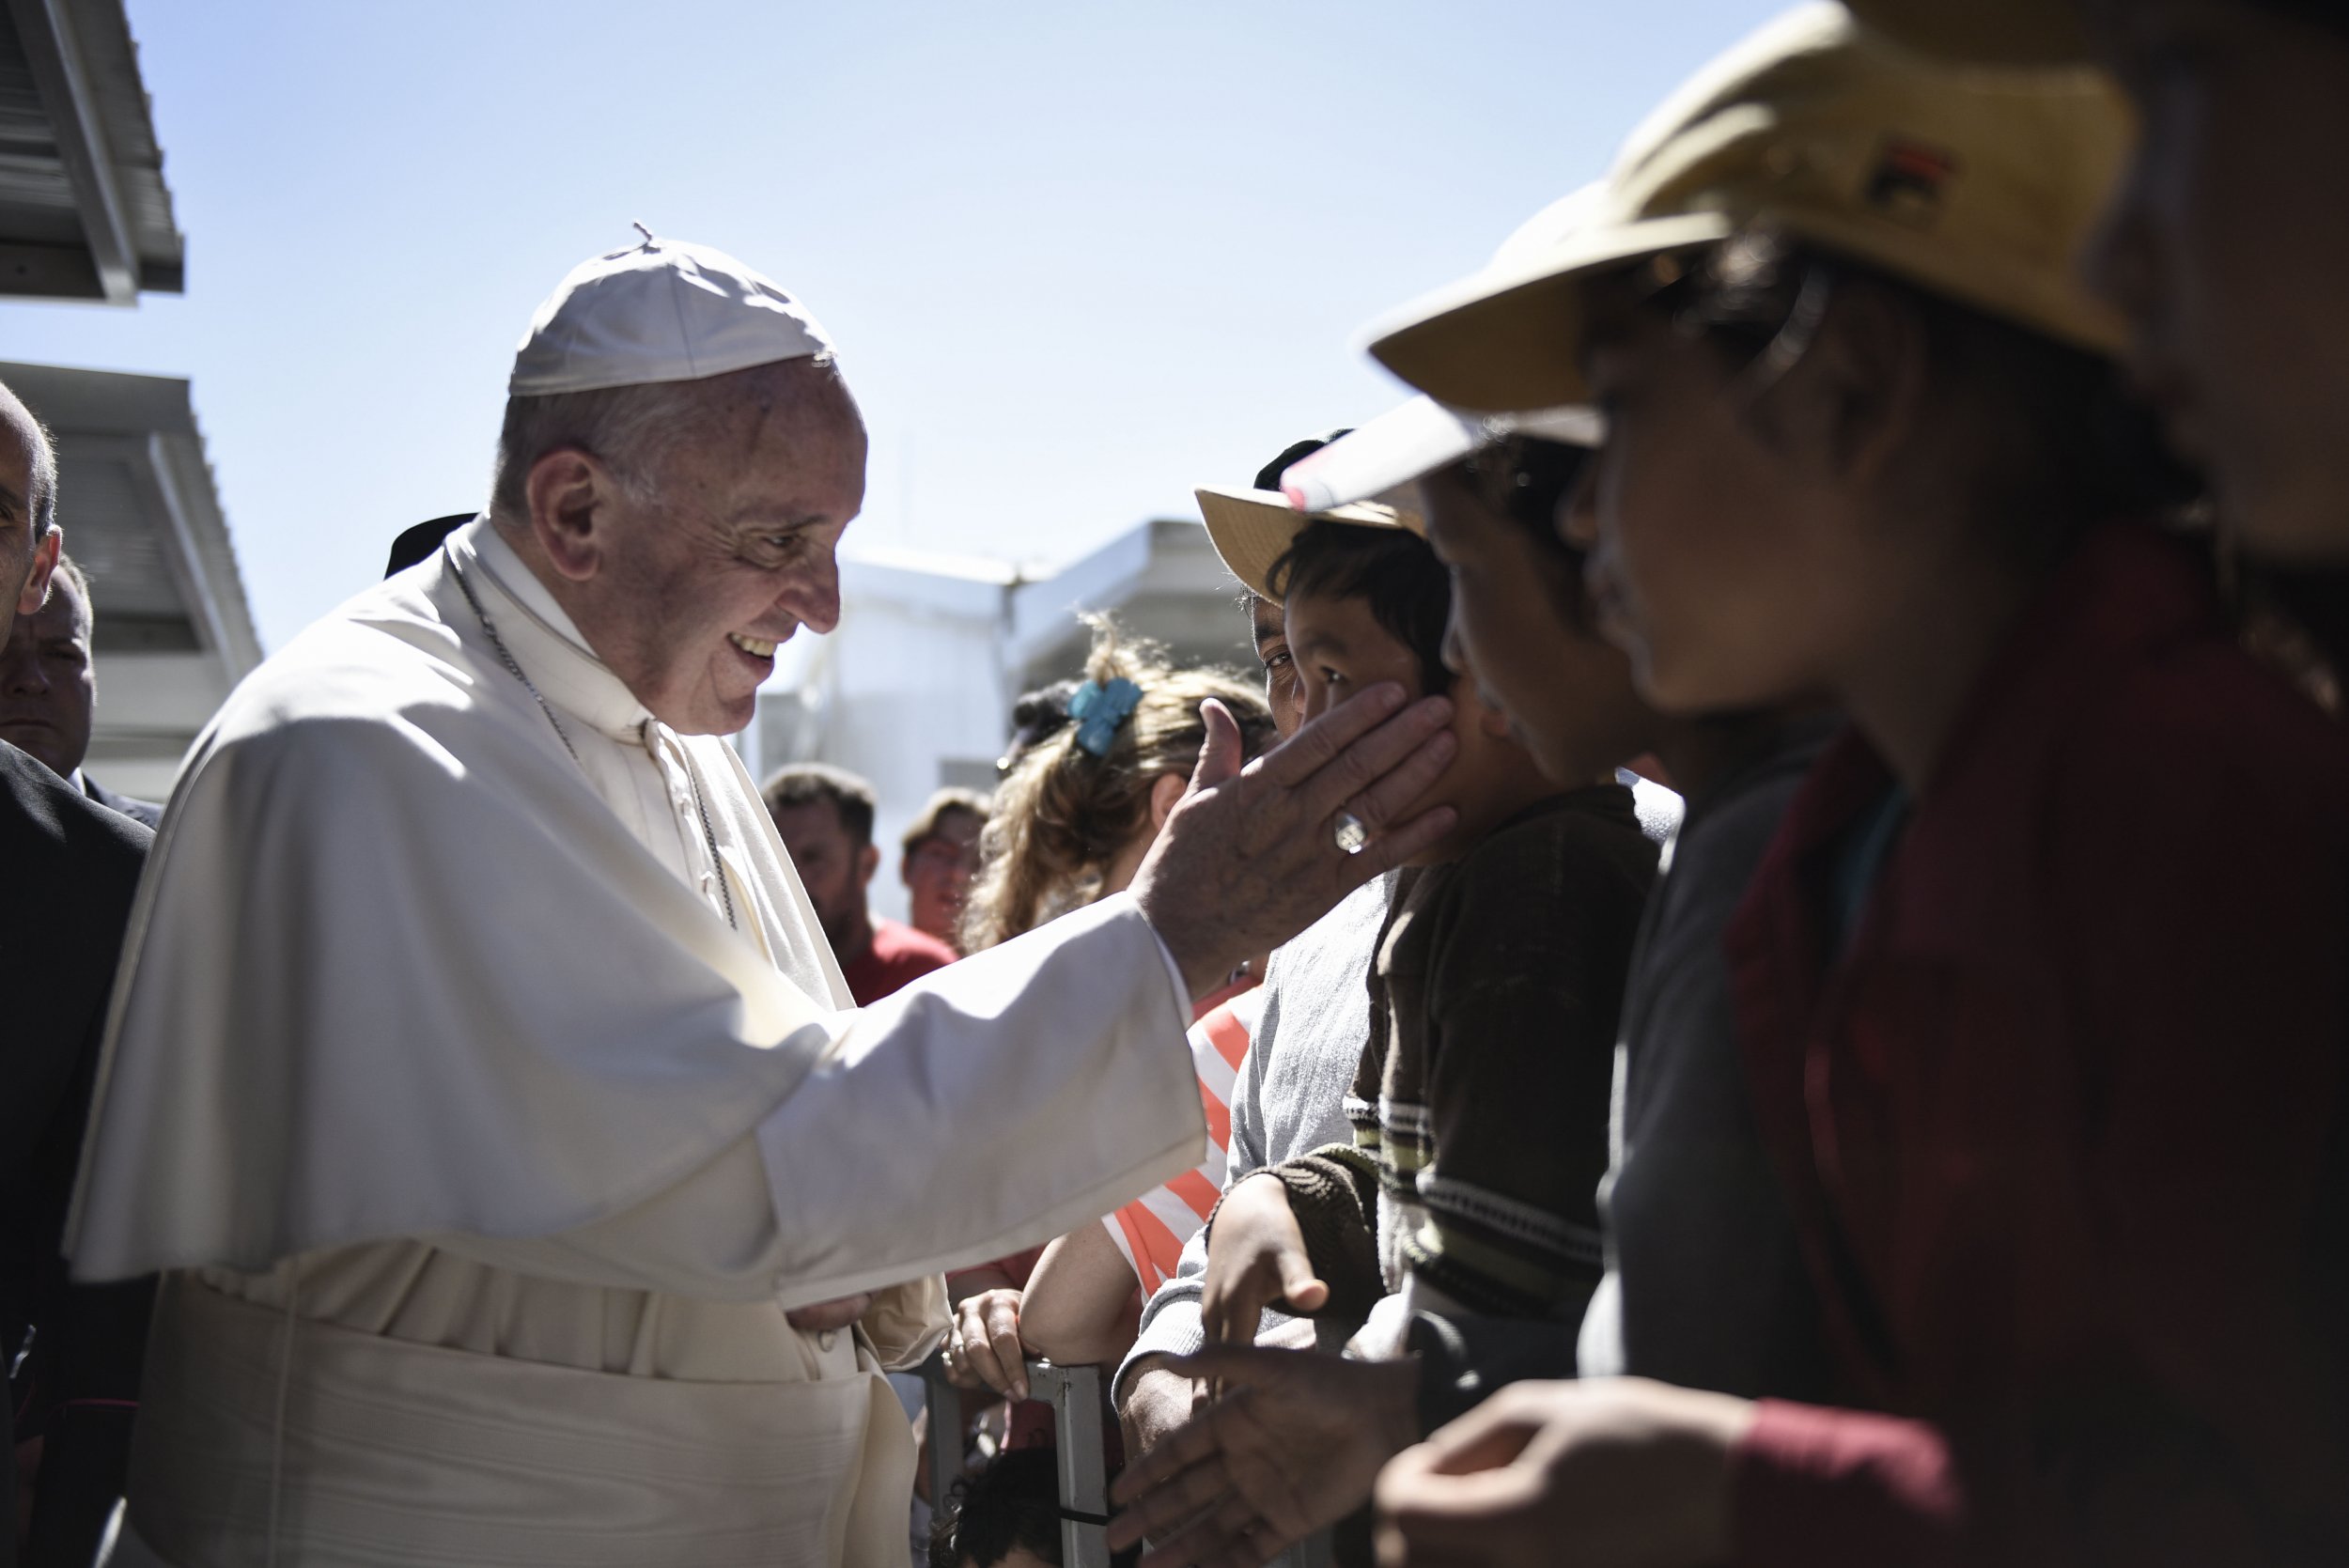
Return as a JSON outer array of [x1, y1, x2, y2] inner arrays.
[[1365, 4, 2129, 411], [1279, 397, 1602, 514], [1194, 488, 1424, 602], [1842, 0, 2089, 64]]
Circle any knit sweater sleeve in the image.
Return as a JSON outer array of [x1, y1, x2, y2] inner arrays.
[[1407, 807, 1652, 1321], [1257, 1143, 1385, 1328]]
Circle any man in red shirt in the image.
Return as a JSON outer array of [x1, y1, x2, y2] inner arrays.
[[762, 763, 955, 1004]]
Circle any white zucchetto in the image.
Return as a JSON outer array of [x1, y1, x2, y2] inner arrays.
[[508, 230, 835, 397]]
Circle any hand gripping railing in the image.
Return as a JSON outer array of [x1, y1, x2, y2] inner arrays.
[[921, 1352, 1112, 1568]]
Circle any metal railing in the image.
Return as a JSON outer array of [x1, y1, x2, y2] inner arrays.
[[921, 1353, 1112, 1568]]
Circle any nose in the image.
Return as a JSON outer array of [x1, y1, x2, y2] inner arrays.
[[781, 547, 842, 635], [1440, 606, 1468, 678], [0, 636, 48, 695]]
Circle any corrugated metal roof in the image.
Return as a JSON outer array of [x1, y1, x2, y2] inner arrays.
[[0, 0, 181, 303], [0, 359, 257, 670]]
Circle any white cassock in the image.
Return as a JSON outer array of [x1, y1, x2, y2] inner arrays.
[[70, 518, 1206, 1567]]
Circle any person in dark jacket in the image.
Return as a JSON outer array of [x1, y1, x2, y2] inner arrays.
[[0, 553, 163, 829], [0, 379, 154, 1568]]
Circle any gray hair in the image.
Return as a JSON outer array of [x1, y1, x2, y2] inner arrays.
[[486, 353, 844, 527]]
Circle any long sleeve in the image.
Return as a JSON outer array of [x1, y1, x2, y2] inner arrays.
[[1405, 803, 1649, 1323], [439, 893, 1206, 1311], [1265, 1145, 1386, 1327], [1114, 886, 1384, 1405], [1724, 631, 2349, 1567]]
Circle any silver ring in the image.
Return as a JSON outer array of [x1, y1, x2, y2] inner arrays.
[[1332, 810, 1369, 856]]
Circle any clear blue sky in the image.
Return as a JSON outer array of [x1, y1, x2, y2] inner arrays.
[[0, 0, 1788, 650]]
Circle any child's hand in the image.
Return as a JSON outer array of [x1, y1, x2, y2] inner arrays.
[[1202, 1172, 1329, 1343]]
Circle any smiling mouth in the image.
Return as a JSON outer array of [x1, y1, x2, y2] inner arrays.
[[727, 632, 780, 660]]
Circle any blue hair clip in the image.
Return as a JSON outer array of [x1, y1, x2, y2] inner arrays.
[[1068, 676, 1143, 757]]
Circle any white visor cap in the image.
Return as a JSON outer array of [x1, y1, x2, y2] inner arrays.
[[509, 231, 835, 397], [1280, 396, 1603, 514]]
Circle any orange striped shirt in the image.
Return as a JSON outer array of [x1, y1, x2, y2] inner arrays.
[[1103, 986, 1263, 1293]]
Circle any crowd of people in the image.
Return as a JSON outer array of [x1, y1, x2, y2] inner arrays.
[[8, 0, 2349, 1563]]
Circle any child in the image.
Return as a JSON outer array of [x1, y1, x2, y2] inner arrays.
[[1195, 497, 1657, 1354], [941, 621, 1278, 1428], [927, 1448, 1067, 1568]]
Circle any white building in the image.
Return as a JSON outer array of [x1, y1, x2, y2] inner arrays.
[[752, 516, 1257, 921]]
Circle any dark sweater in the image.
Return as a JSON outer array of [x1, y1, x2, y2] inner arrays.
[[1584, 716, 1838, 1399], [1268, 785, 1657, 1328]]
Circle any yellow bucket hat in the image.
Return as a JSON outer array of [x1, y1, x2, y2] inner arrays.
[[1365, 3, 2129, 411], [1194, 487, 1425, 603], [1842, 0, 2090, 64]]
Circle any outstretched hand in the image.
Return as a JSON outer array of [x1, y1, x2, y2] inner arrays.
[[1131, 686, 1455, 998], [1106, 1345, 1421, 1568], [1371, 1378, 1753, 1568], [1200, 1173, 1327, 1345]]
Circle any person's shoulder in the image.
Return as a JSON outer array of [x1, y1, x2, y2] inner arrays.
[[187, 582, 515, 799], [0, 742, 149, 904], [85, 777, 164, 830], [1412, 790, 1655, 952], [874, 915, 957, 970], [1456, 788, 1657, 890], [2069, 634, 2349, 831]]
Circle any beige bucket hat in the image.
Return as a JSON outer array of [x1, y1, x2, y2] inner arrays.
[[1194, 487, 1424, 603], [1364, 4, 2130, 411]]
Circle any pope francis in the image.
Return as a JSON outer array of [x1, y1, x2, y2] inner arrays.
[[65, 235, 1458, 1567]]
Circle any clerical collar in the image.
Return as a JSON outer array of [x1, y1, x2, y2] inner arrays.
[[446, 518, 655, 744]]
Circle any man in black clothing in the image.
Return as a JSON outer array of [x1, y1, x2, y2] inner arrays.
[[0, 553, 164, 830], [0, 379, 153, 1568]]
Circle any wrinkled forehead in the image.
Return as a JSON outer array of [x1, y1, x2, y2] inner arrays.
[[0, 394, 39, 495], [690, 363, 868, 497], [718, 359, 864, 447]]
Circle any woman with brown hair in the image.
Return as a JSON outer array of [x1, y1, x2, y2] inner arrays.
[[941, 620, 1279, 1431]]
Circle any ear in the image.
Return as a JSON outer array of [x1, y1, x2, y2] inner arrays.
[[15, 525, 58, 618], [525, 448, 616, 583], [856, 842, 880, 888], [1148, 769, 1188, 832], [1781, 281, 1931, 489]]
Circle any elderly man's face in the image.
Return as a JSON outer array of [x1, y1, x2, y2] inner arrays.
[[0, 398, 54, 646], [588, 363, 866, 735], [0, 565, 93, 778]]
